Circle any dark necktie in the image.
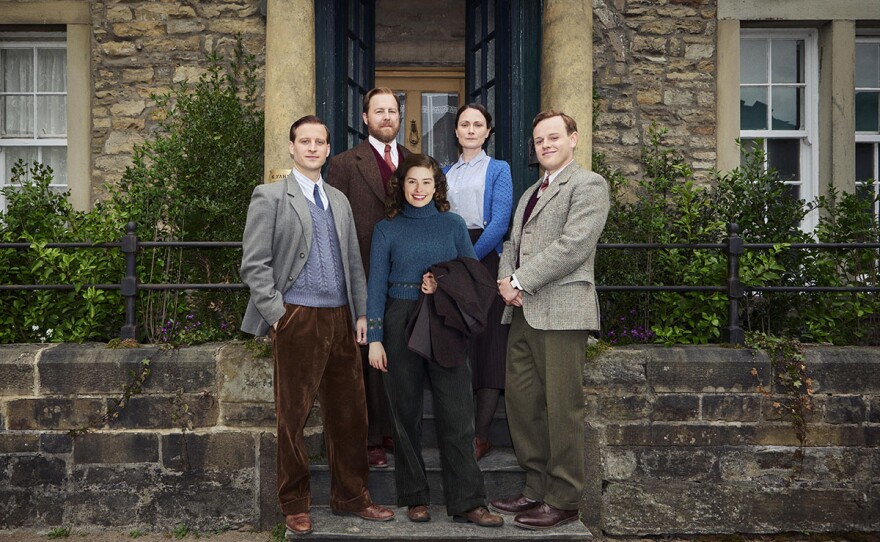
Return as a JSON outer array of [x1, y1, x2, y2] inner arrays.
[[313, 184, 324, 210], [384, 144, 395, 171], [538, 175, 550, 197]]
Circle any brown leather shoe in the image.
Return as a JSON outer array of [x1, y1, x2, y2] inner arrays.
[[285, 512, 312, 535], [407, 505, 430, 522], [348, 503, 394, 522], [474, 436, 492, 460], [489, 494, 541, 514], [513, 503, 579, 530], [453, 506, 504, 527], [367, 445, 388, 468]]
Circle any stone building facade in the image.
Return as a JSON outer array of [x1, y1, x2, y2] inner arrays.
[[3, 0, 879, 215]]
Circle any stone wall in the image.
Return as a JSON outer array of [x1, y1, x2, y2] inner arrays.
[[593, 0, 718, 182], [1, 342, 878, 534], [88, 1, 266, 199]]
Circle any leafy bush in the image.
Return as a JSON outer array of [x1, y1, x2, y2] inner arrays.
[[596, 126, 880, 345], [0, 161, 123, 343], [108, 38, 263, 341], [0, 37, 262, 344]]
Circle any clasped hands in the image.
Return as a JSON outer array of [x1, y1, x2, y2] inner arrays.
[[497, 276, 523, 307]]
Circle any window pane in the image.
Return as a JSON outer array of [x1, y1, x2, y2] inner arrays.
[[856, 91, 880, 132], [487, 85, 496, 156], [474, 2, 482, 34], [771, 86, 802, 130], [488, 0, 495, 33], [740, 87, 768, 130], [474, 45, 482, 83], [1, 48, 34, 92], [394, 91, 406, 148], [1, 95, 34, 137], [782, 183, 800, 202], [767, 138, 800, 182], [771, 40, 803, 84], [487, 38, 495, 81], [37, 95, 66, 137], [37, 48, 66, 92], [41, 146, 67, 186], [421, 93, 458, 168], [856, 143, 874, 182], [4, 146, 37, 183], [856, 43, 880, 89], [740, 39, 768, 84]]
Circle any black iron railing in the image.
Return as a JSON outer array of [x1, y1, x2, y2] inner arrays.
[[2, 222, 879, 345]]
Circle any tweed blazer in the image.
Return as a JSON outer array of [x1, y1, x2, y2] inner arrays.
[[498, 161, 609, 331], [239, 173, 367, 336], [326, 140, 409, 273]]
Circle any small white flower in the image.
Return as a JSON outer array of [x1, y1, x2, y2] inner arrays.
[[32, 325, 39, 331], [45, 329, 54, 337]]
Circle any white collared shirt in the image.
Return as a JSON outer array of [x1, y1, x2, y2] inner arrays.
[[292, 167, 329, 209], [446, 151, 490, 229], [368, 135, 398, 168], [539, 159, 574, 195]]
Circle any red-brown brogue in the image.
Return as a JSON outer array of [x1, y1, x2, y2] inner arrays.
[[488, 494, 541, 515], [285, 512, 312, 536], [367, 445, 388, 468], [407, 505, 431, 522], [474, 436, 492, 460], [347, 504, 394, 522], [513, 503, 579, 530]]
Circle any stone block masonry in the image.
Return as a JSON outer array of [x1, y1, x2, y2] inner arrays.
[[0, 342, 877, 535], [593, 0, 718, 182]]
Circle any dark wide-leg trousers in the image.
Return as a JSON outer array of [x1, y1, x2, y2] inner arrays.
[[381, 298, 487, 516], [272, 303, 372, 515]]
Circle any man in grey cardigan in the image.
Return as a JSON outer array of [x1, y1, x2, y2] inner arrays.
[[240, 115, 393, 536]]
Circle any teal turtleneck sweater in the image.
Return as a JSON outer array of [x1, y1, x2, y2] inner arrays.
[[367, 202, 477, 343]]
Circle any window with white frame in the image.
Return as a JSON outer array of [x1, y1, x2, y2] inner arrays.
[[0, 33, 67, 210], [856, 37, 880, 225], [740, 29, 819, 230]]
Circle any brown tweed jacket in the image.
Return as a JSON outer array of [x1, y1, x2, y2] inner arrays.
[[326, 140, 409, 273]]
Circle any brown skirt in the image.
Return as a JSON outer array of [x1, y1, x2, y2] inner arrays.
[[468, 229, 509, 390]]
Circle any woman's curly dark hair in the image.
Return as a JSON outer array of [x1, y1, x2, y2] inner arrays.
[[385, 153, 451, 219]]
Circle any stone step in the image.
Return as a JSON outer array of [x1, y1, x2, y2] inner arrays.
[[310, 447, 525, 506], [291, 505, 593, 541]]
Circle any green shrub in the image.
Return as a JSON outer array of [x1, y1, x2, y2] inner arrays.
[[0, 161, 123, 343]]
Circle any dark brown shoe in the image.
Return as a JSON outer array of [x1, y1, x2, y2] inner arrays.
[[453, 506, 504, 527], [348, 504, 394, 522], [367, 445, 388, 468], [407, 505, 430, 522], [474, 436, 492, 460], [382, 435, 394, 452], [285, 512, 312, 536], [489, 494, 541, 515], [513, 503, 578, 530]]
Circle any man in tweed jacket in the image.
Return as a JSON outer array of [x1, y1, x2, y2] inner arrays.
[[491, 110, 609, 530]]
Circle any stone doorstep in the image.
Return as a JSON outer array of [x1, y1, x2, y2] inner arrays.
[[291, 505, 593, 541], [308, 447, 526, 507]]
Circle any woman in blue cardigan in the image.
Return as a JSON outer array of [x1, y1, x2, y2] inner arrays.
[[443, 103, 513, 460], [367, 153, 503, 528]]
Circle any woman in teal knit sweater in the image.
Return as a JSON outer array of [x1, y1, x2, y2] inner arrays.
[[367, 153, 503, 528]]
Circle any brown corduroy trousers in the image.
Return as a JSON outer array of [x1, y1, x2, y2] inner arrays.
[[271, 303, 373, 515]]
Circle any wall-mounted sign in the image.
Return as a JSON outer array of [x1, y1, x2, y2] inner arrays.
[[267, 168, 291, 183]]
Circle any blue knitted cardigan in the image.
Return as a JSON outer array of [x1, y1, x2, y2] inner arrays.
[[442, 157, 513, 260], [366, 203, 476, 343]]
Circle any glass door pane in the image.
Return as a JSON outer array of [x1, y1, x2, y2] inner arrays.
[[421, 93, 459, 168]]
